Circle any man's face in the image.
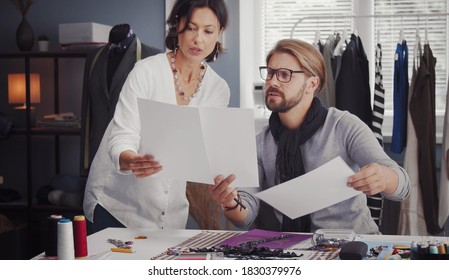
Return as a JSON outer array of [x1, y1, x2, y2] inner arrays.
[[264, 52, 307, 113]]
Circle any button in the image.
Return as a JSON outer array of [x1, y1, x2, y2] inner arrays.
[[161, 211, 165, 216]]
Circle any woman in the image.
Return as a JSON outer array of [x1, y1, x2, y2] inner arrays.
[[83, 0, 230, 233]]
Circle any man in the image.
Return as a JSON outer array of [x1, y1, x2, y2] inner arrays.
[[209, 39, 410, 234]]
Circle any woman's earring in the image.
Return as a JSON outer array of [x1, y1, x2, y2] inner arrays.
[[213, 43, 219, 61]]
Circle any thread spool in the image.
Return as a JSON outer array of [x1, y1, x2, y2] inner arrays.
[[45, 214, 63, 257], [429, 243, 439, 254], [73, 215, 88, 258], [418, 242, 429, 254], [410, 241, 418, 253], [437, 243, 446, 254], [57, 218, 75, 260]]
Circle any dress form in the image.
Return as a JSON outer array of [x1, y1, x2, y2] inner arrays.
[[107, 24, 134, 89]]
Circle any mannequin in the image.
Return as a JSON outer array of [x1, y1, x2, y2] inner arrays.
[[80, 24, 161, 175], [109, 23, 132, 45], [107, 24, 135, 89]]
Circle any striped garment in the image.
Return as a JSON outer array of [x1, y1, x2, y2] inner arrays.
[[372, 43, 385, 146]]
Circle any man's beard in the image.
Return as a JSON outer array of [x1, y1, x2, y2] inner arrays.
[[265, 85, 306, 113]]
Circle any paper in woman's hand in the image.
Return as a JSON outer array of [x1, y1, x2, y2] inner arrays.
[[138, 99, 259, 187]]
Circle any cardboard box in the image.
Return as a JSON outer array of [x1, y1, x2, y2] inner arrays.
[[58, 22, 112, 45]]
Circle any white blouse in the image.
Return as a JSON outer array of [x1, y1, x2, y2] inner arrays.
[[83, 53, 230, 229]]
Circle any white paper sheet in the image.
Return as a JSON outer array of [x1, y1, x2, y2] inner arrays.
[[254, 156, 360, 219], [138, 99, 259, 187]]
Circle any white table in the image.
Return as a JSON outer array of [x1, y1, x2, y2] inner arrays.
[[32, 227, 448, 260]]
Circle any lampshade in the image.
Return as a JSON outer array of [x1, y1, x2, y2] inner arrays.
[[8, 73, 41, 105]]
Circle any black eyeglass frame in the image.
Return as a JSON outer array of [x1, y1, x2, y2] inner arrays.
[[259, 66, 305, 83]]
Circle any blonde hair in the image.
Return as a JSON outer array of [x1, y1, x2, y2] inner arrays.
[[266, 39, 327, 95]]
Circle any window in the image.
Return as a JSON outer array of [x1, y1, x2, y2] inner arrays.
[[374, 0, 448, 113], [262, 0, 353, 64], [252, 0, 448, 139]]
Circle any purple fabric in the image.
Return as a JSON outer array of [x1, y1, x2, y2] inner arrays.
[[219, 229, 311, 249]]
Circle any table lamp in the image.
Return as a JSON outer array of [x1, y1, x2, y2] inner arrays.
[[8, 73, 41, 127]]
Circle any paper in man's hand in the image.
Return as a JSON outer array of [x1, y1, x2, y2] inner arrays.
[[255, 156, 359, 219]]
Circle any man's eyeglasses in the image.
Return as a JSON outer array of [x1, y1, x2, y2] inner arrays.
[[259, 66, 305, 83]]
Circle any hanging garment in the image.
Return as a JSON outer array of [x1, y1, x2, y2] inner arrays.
[[372, 43, 385, 146], [80, 35, 161, 176], [318, 35, 336, 108], [391, 40, 408, 153], [365, 43, 386, 227], [332, 33, 343, 82], [335, 34, 372, 128], [438, 76, 449, 228], [409, 43, 442, 235], [398, 43, 427, 235]]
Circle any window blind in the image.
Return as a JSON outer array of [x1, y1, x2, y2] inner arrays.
[[261, 0, 448, 113], [262, 0, 353, 63]]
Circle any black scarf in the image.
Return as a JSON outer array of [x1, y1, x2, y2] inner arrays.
[[269, 97, 328, 232]]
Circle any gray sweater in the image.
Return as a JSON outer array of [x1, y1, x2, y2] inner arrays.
[[237, 108, 410, 234]]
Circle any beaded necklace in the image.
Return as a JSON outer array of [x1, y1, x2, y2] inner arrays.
[[170, 52, 206, 101]]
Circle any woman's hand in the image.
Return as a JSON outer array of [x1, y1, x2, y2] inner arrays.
[[347, 163, 398, 195], [119, 150, 162, 178]]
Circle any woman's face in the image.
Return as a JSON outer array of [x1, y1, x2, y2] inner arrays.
[[177, 7, 222, 63]]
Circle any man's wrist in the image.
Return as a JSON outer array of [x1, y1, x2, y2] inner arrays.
[[221, 194, 243, 211], [222, 201, 239, 211]]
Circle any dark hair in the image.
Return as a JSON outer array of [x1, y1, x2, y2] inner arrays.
[[165, 0, 228, 62]]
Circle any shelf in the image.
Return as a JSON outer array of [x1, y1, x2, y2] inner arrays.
[[0, 50, 88, 259], [1, 51, 87, 259], [0, 201, 27, 210], [10, 127, 80, 135], [31, 204, 83, 213], [0, 50, 88, 59]]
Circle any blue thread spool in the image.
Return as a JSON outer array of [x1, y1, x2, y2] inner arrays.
[[410, 241, 418, 253], [410, 241, 418, 260], [429, 243, 439, 254]]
